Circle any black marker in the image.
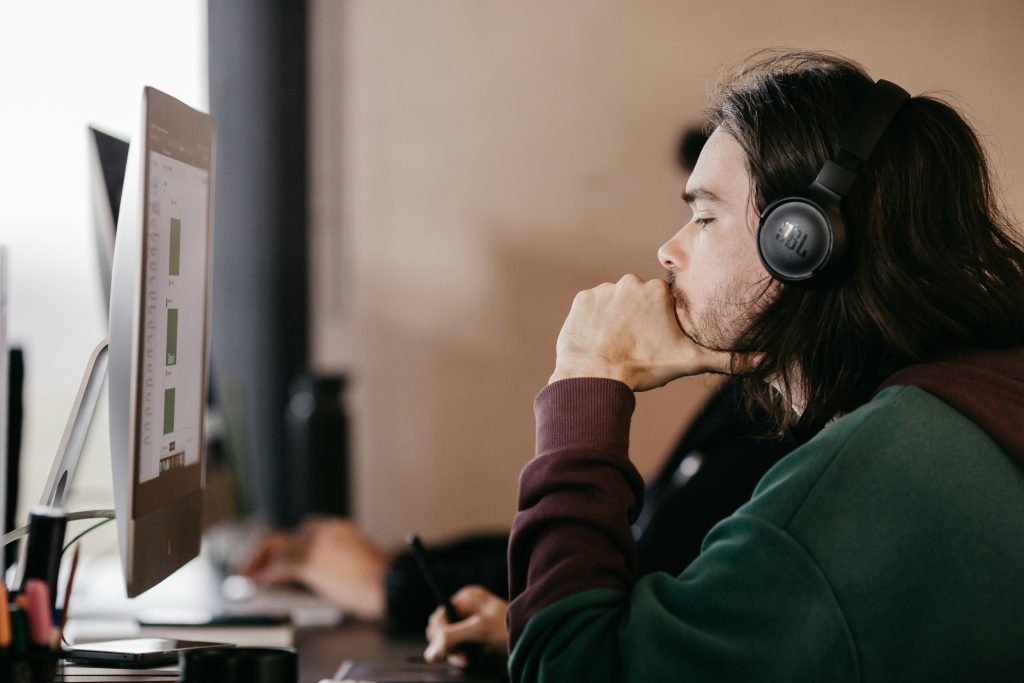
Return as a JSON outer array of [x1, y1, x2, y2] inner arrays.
[[20, 507, 66, 609]]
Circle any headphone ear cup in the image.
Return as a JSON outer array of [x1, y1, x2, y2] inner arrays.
[[757, 196, 841, 284]]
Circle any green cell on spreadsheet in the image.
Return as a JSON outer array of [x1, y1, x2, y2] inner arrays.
[[169, 218, 181, 276], [166, 308, 178, 366], [163, 387, 176, 435]]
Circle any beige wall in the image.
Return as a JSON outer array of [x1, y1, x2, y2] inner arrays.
[[308, 0, 1024, 546]]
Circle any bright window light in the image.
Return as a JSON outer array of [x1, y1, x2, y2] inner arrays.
[[0, 0, 208, 522]]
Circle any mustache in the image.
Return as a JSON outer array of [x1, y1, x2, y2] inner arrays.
[[664, 270, 685, 308], [663, 269, 702, 346]]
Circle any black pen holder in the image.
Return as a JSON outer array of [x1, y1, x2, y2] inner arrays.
[[0, 648, 59, 683]]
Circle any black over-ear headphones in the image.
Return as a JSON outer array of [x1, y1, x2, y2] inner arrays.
[[756, 79, 910, 285]]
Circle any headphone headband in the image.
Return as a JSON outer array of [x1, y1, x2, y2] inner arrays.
[[838, 80, 911, 165], [812, 79, 910, 200]]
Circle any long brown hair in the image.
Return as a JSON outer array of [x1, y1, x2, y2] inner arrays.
[[707, 50, 1024, 437]]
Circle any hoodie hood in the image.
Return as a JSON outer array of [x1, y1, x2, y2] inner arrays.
[[878, 346, 1024, 463]]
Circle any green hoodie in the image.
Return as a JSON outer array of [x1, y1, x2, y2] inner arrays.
[[508, 368, 1024, 682]]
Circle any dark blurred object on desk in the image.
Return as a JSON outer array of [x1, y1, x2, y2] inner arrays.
[[179, 646, 297, 683]]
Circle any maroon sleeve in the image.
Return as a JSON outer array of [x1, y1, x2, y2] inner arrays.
[[506, 377, 644, 649]]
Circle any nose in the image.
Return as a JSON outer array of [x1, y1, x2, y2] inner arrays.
[[658, 226, 688, 272]]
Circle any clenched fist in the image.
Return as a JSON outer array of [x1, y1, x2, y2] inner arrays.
[[549, 274, 732, 391]]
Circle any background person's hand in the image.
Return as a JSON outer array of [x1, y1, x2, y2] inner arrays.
[[549, 274, 732, 390], [240, 516, 390, 620], [424, 586, 508, 667]]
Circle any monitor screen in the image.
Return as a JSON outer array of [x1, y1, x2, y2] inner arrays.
[[138, 150, 209, 485]]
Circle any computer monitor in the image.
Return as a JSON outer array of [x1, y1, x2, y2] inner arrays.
[[87, 125, 235, 529], [108, 87, 214, 597], [87, 126, 130, 311]]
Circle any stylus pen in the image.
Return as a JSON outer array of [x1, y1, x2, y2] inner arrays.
[[406, 534, 460, 624]]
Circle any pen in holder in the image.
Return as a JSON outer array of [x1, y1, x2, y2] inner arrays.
[[1, 507, 65, 683], [3, 537, 64, 683]]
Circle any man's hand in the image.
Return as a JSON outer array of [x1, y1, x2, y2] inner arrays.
[[240, 517, 389, 621], [424, 586, 508, 667], [549, 274, 732, 391]]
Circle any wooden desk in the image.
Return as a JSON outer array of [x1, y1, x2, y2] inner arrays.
[[55, 621, 430, 682], [297, 622, 425, 681]]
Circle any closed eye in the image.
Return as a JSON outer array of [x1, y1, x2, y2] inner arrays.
[[695, 217, 714, 229]]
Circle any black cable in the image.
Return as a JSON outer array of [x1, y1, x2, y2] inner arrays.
[[61, 517, 114, 557]]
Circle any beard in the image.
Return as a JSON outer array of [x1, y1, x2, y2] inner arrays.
[[664, 270, 754, 353]]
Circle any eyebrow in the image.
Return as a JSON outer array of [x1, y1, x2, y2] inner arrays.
[[681, 188, 724, 205]]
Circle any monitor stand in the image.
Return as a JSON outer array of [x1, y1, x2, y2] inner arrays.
[[1, 339, 114, 588], [39, 340, 109, 509]]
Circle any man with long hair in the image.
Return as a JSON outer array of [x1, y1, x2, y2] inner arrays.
[[245, 127, 803, 647], [494, 51, 1024, 681]]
